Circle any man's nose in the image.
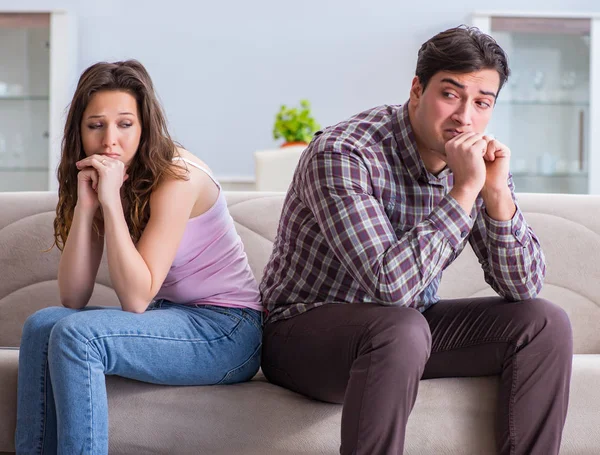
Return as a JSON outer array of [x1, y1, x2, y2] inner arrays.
[[451, 103, 473, 126]]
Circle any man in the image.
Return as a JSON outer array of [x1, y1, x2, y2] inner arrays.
[[260, 26, 573, 455]]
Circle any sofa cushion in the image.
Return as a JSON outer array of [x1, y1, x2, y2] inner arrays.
[[0, 350, 598, 454]]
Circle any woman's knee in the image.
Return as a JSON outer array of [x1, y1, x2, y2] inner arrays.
[[21, 306, 76, 342], [48, 312, 89, 348]]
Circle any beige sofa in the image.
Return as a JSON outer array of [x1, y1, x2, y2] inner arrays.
[[0, 190, 599, 455]]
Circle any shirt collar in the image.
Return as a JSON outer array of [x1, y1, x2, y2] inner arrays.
[[393, 102, 452, 185]]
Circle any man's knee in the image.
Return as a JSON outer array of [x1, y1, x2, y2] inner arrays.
[[520, 298, 573, 355], [363, 306, 432, 367]]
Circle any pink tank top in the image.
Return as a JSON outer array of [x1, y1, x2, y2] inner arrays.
[[154, 157, 262, 312]]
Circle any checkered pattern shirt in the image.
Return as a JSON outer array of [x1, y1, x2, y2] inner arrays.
[[260, 103, 546, 324]]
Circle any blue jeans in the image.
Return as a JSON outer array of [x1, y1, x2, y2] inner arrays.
[[15, 301, 262, 455]]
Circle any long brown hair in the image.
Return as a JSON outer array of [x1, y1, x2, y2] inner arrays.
[[53, 59, 186, 251]]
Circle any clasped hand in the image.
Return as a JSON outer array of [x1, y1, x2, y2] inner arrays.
[[444, 132, 511, 196], [75, 155, 129, 212]]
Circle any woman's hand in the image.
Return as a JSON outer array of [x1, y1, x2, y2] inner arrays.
[[76, 155, 129, 209], [76, 168, 101, 214]]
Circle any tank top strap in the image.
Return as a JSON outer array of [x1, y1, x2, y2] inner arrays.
[[172, 156, 220, 189]]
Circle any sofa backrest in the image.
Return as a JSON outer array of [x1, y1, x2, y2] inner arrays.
[[0, 191, 599, 354]]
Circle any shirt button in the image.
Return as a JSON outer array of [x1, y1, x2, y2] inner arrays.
[[514, 229, 521, 236], [460, 231, 467, 238]]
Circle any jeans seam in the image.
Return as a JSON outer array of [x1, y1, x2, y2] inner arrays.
[[241, 310, 263, 332], [217, 341, 262, 384], [83, 329, 241, 345], [86, 345, 94, 454], [202, 306, 243, 324], [40, 354, 48, 455]]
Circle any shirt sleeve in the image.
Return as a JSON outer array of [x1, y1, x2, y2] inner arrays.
[[300, 148, 474, 307], [468, 175, 546, 300]]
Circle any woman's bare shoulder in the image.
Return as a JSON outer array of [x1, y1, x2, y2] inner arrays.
[[173, 147, 213, 173], [167, 148, 219, 217]]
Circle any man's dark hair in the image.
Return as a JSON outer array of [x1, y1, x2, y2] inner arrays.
[[415, 25, 510, 95]]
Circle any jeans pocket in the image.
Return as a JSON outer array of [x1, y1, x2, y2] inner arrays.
[[202, 305, 244, 324], [242, 309, 263, 331], [217, 342, 262, 385]]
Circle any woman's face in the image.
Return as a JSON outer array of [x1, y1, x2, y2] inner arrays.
[[80, 90, 142, 166]]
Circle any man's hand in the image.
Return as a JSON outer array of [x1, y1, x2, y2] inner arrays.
[[444, 132, 488, 214], [480, 137, 515, 221], [482, 137, 511, 193]]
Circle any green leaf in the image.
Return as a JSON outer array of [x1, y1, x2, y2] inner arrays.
[[272, 99, 321, 144]]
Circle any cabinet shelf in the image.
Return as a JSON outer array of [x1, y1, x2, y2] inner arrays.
[[0, 167, 49, 171], [496, 100, 589, 107], [511, 171, 588, 178], [0, 96, 49, 101]]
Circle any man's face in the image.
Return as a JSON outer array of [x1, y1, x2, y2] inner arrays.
[[409, 69, 500, 159]]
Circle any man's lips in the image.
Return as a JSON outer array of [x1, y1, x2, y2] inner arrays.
[[444, 129, 462, 138]]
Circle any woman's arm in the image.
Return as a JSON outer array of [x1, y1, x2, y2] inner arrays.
[[58, 169, 104, 309], [77, 154, 214, 313], [101, 178, 197, 312]]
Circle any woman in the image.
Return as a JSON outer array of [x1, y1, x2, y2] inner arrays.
[[15, 60, 263, 455]]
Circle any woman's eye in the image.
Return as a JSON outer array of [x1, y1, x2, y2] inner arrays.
[[121, 123, 132, 128], [87, 123, 102, 129]]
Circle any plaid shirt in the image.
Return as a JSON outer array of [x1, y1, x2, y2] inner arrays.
[[260, 103, 546, 324]]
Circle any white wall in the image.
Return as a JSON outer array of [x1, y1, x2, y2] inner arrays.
[[1, 0, 600, 181]]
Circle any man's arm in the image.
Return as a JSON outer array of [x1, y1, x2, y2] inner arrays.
[[469, 174, 546, 300], [300, 148, 475, 306]]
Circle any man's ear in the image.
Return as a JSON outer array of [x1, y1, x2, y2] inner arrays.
[[409, 76, 423, 104]]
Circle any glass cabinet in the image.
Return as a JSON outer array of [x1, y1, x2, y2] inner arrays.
[[0, 11, 76, 192], [472, 12, 600, 194]]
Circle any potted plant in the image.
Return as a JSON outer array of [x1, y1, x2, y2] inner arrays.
[[272, 99, 321, 147]]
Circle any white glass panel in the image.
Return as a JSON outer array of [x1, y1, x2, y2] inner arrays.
[[487, 27, 591, 194], [0, 15, 50, 191]]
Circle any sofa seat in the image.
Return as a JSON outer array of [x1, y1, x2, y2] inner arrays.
[[1, 348, 598, 454]]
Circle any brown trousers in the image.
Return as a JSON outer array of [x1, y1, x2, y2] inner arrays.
[[261, 297, 573, 455]]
